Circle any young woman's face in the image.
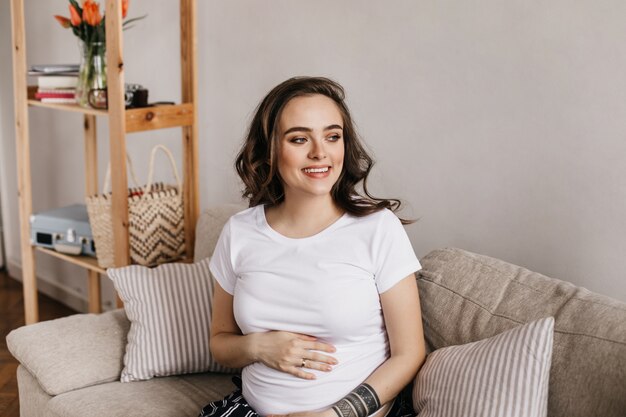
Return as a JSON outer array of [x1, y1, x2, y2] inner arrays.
[[276, 94, 345, 201]]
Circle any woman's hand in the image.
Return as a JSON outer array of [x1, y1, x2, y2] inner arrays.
[[251, 331, 338, 380]]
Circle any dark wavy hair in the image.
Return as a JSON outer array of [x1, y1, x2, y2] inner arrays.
[[235, 76, 411, 223]]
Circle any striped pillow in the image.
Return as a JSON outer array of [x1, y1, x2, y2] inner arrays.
[[413, 317, 554, 417], [107, 258, 239, 382]]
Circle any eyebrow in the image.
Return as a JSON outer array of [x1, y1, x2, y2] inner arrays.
[[283, 124, 343, 135]]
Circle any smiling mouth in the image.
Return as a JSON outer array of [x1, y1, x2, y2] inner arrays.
[[303, 167, 330, 174]]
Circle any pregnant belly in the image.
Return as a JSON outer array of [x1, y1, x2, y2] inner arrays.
[[242, 343, 388, 416]]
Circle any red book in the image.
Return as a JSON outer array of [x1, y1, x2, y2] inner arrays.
[[35, 92, 76, 99]]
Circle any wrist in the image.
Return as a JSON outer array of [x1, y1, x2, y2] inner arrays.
[[332, 383, 381, 417], [245, 332, 260, 362], [324, 409, 339, 417]]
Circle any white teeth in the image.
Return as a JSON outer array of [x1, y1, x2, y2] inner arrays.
[[303, 167, 329, 173]]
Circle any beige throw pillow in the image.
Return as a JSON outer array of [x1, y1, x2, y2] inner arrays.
[[413, 317, 554, 417], [108, 258, 239, 382]]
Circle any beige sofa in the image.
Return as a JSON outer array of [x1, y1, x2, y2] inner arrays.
[[7, 205, 626, 417]]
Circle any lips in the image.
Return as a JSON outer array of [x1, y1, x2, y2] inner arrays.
[[303, 167, 329, 174], [302, 166, 331, 178]]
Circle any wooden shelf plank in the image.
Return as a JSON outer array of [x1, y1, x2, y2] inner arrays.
[[28, 99, 108, 116], [35, 246, 106, 275], [125, 103, 194, 133], [27, 95, 193, 132], [27, 85, 106, 116]]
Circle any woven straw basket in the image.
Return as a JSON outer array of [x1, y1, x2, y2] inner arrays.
[[86, 145, 185, 268]]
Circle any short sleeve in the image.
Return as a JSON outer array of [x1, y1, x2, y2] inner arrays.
[[373, 210, 422, 293], [209, 221, 237, 295]]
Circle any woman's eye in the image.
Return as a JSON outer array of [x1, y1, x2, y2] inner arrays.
[[289, 137, 307, 144], [327, 135, 342, 142]]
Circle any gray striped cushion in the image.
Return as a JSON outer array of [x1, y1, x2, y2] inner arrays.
[[413, 317, 554, 417], [107, 258, 239, 382]]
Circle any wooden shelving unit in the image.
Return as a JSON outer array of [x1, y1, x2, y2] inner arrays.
[[10, 0, 199, 324]]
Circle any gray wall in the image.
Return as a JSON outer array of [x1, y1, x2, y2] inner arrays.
[[1, 1, 625, 310]]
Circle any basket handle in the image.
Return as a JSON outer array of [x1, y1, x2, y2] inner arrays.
[[142, 144, 183, 197], [102, 153, 142, 193]]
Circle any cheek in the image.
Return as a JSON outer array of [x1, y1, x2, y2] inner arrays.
[[333, 146, 345, 167], [277, 148, 299, 177]]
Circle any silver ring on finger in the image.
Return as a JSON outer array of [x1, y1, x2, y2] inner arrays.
[[301, 358, 307, 368]]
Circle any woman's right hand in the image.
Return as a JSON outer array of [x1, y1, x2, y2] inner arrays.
[[250, 331, 338, 380]]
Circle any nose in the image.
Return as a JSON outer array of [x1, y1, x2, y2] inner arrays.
[[308, 139, 326, 160]]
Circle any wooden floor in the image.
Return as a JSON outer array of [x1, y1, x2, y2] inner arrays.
[[0, 269, 77, 417]]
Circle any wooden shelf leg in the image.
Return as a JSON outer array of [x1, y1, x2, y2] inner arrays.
[[84, 114, 103, 314], [116, 294, 124, 309], [181, 0, 199, 261], [105, 0, 131, 269], [11, 0, 38, 324], [87, 270, 102, 314], [21, 251, 38, 324], [84, 115, 98, 197]]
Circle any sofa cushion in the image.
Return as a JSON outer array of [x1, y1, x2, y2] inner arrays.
[[6, 309, 129, 396], [417, 248, 626, 417], [47, 372, 234, 417], [108, 258, 238, 382], [194, 204, 246, 262], [413, 317, 554, 417]]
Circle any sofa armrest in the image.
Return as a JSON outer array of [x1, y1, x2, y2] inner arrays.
[[6, 309, 130, 396]]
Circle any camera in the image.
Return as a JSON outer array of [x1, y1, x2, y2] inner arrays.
[[125, 83, 149, 108]]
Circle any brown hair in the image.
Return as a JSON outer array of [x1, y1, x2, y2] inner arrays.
[[235, 76, 411, 223]]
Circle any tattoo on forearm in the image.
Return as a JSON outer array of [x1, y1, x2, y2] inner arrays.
[[332, 383, 381, 417]]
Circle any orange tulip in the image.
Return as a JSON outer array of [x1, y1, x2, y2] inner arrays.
[[82, 0, 102, 26], [122, 0, 129, 19], [69, 4, 82, 26], [54, 15, 72, 28]]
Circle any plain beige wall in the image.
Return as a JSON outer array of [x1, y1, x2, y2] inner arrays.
[[1, 0, 625, 310]]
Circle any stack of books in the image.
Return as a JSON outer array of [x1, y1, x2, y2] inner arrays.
[[29, 64, 79, 104]]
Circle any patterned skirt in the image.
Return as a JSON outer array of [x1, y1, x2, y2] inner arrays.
[[198, 377, 415, 417]]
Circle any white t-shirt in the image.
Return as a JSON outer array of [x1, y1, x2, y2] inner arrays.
[[209, 205, 421, 416]]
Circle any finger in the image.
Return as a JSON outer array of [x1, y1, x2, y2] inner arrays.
[[301, 357, 333, 372], [304, 340, 337, 353], [295, 333, 317, 341], [290, 358, 317, 379], [292, 366, 316, 380], [306, 351, 339, 366]]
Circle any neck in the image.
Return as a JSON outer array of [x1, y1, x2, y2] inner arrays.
[[281, 193, 340, 219], [266, 193, 344, 238]]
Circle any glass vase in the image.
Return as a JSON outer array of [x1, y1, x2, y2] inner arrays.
[[76, 40, 107, 108]]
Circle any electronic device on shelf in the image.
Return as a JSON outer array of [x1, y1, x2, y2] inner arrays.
[[125, 83, 149, 108], [30, 204, 96, 257]]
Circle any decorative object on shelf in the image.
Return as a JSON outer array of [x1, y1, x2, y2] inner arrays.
[[86, 145, 185, 268], [88, 88, 107, 109], [124, 83, 149, 108], [29, 64, 79, 103], [54, 0, 146, 108], [76, 39, 106, 108], [30, 204, 96, 257]]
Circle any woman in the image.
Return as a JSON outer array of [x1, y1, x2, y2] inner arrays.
[[203, 76, 425, 417]]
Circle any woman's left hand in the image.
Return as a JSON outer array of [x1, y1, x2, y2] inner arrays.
[[267, 408, 336, 417]]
